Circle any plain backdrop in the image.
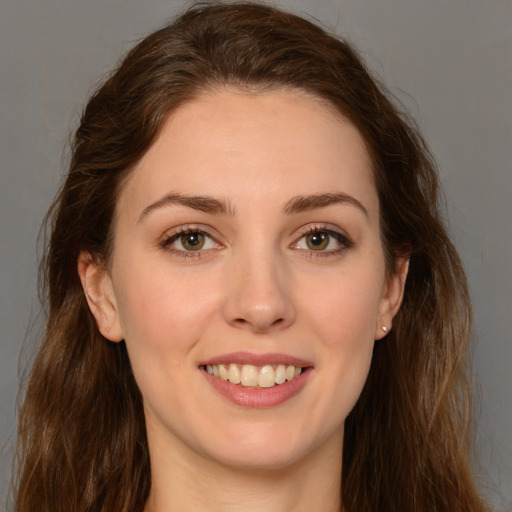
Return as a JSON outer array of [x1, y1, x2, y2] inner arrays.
[[1, 0, 511, 509]]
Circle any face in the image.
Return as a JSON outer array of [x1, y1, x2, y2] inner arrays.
[[82, 89, 406, 471]]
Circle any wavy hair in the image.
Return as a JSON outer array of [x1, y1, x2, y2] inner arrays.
[[13, 2, 488, 511]]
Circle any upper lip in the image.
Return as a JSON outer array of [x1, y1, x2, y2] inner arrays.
[[198, 351, 313, 368]]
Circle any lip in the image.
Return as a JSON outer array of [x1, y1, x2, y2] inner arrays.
[[198, 351, 313, 368], [198, 352, 314, 408]]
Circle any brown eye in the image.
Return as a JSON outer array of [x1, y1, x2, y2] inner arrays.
[[162, 228, 220, 256], [305, 231, 329, 250], [292, 227, 352, 255], [180, 232, 205, 251]]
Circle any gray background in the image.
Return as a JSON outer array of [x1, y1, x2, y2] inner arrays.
[[1, 0, 510, 509]]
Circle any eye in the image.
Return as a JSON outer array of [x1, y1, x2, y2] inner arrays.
[[304, 231, 330, 250], [177, 231, 207, 251], [162, 227, 221, 255], [292, 226, 352, 255]]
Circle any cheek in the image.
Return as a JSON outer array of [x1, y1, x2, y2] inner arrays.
[[112, 257, 221, 367], [300, 260, 383, 391], [289, 263, 384, 441], [300, 263, 384, 348], [112, 261, 223, 422], [313, 285, 377, 387]]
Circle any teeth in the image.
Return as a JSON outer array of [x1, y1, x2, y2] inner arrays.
[[275, 364, 287, 385], [258, 365, 275, 388], [241, 365, 258, 387], [219, 364, 228, 380], [205, 363, 304, 388], [227, 364, 241, 384]]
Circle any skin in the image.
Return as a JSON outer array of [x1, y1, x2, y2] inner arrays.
[[79, 89, 408, 512]]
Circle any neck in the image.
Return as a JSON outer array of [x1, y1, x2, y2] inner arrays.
[[143, 429, 343, 512]]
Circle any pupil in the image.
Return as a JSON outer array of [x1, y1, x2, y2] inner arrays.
[[311, 233, 325, 245], [307, 231, 328, 250], [187, 234, 199, 245], [182, 232, 204, 250]]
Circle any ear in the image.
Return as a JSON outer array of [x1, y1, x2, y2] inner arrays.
[[78, 251, 124, 342], [375, 257, 409, 340]]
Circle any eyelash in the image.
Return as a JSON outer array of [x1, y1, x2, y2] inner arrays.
[[161, 225, 220, 259], [293, 224, 353, 258], [160, 224, 353, 259]]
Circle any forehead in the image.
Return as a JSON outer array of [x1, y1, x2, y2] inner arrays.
[[116, 88, 377, 222]]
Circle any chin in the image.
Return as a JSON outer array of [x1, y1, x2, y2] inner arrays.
[[195, 419, 342, 473], [207, 443, 309, 473]]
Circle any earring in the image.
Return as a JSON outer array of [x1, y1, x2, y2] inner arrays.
[[105, 327, 111, 334], [382, 325, 389, 333]]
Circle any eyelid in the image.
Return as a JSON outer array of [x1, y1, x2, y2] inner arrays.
[[294, 222, 348, 238], [162, 224, 220, 240], [291, 223, 353, 254], [160, 224, 224, 256]]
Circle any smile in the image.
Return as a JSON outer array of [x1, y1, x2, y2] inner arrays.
[[204, 363, 303, 388], [199, 353, 313, 408]]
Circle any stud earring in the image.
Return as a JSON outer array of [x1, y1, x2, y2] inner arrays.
[[105, 327, 111, 334], [382, 325, 389, 333]]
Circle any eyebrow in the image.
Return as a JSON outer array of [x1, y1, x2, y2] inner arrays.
[[138, 191, 368, 222], [283, 193, 368, 217], [138, 193, 236, 222]]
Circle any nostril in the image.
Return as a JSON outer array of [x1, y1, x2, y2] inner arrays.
[[232, 316, 286, 332]]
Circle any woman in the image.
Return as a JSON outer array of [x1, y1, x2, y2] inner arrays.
[[12, 2, 489, 511]]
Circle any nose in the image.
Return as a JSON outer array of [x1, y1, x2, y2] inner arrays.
[[222, 250, 296, 334]]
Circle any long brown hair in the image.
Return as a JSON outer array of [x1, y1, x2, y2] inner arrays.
[[13, 2, 489, 511]]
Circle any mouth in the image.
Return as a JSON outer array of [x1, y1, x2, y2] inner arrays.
[[201, 363, 304, 389], [198, 353, 313, 408]]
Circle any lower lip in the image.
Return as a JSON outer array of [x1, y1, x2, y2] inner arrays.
[[201, 368, 311, 408]]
